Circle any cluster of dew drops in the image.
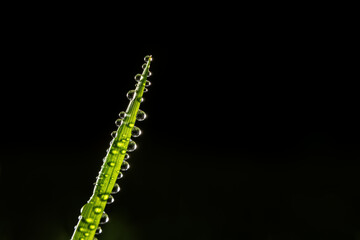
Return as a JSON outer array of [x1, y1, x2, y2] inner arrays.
[[77, 55, 152, 240]]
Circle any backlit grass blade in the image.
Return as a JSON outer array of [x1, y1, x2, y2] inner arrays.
[[71, 55, 153, 240]]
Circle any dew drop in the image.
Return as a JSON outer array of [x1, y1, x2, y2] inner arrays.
[[137, 97, 144, 103], [111, 149, 119, 154], [100, 212, 110, 224], [84, 232, 90, 237], [131, 126, 142, 137], [124, 153, 130, 160], [112, 183, 120, 194], [119, 111, 127, 119], [127, 141, 137, 152], [117, 171, 124, 179], [141, 63, 147, 69], [89, 224, 96, 230], [79, 227, 87, 232], [108, 162, 116, 167], [94, 207, 102, 214], [143, 88, 148, 93], [85, 218, 94, 224], [79, 238, 85, 240], [134, 74, 143, 82], [128, 122, 135, 128], [116, 141, 125, 147], [121, 161, 130, 171], [107, 195, 114, 204], [100, 194, 109, 201], [115, 119, 123, 126], [127, 90, 135, 100], [144, 55, 152, 62], [147, 71, 152, 77], [111, 131, 117, 138], [145, 80, 151, 87], [120, 149, 127, 155], [96, 226, 103, 235], [136, 110, 147, 121]]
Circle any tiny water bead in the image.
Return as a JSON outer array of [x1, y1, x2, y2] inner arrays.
[[89, 224, 96, 230], [128, 122, 135, 128], [124, 153, 130, 160], [121, 161, 130, 171], [108, 161, 116, 167], [100, 194, 109, 201], [136, 110, 147, 121], [120, 149, 127, 155], [134, 74, 143, 82], [137, 97, 144, 103], [145, 80, 151, 87], [100, 212, 110, 224], [112, 183, 120, 194], [94, 207, 102, 214], [79, 227, 87, 233], [117, 171, 124, 179], [107, 195, 115, 204], [147, 71, 152, 77], [85, 217, 94, 224], [143, 88, 148, 93], [127, 90, 135, 100], [115, 119, 123, 126], [131, 126, 142, 137], [111, 149, 119, 154], [119, 111, 127, 119], [127, 140, 137, 152], [84, 233, 90, 237], [96, 226, 102, 235], [142, 63, 147, 69], [144, 55, 152, 62]]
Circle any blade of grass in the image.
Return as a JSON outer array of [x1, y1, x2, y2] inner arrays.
[[71, 55, 153, 240]]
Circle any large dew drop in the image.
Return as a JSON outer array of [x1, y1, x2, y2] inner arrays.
[[95, 226, 102, 235], [119, 111, 127, 119], [127, 140, 137, 152], [115, 119, 123, 127], [136, 110, 147, 121], [107, 195, 115, 204], [134, 74, 143, 82], [112, 183, 120, 194], [121, 161, 130, 171], [144, 55, 152, 62], [131, 126, 142, 137], [100, 212, 110, 224], [127, 90, 135, 100]]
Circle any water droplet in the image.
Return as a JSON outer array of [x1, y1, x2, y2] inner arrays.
[[95, 226, 103, 235], [127, 141, 137, 152], [115, 119, 123, 126], [84, 232, 90, 237], [79, 237, 85, 240], [111, 149, 119, 154], [120, 149, 127, 155], [94, 207, 102, 214], [144, 55, 152, 62], [117, 171, 124, 179], [107, 195, 114, 204], [124, 153, 130, 160], [143, 88, 148, 93], [145, 80, 151, 87], [121, 161, 130, 171], [79, 227, 87, 232], [128, 123, 135, 128], [111, 131, 117, 138], [127, 90, 135, 100], [89, 224, 96, 230], [137, 97, 144, 103], [131, 126, 142, 137], [134, 74, 143, 82], [100, 212, 110, 224], [100, 194, 109, 201], [147, 71, 152, 77], [108, 162, 116, 167], [141, 63, 147, 69], [136, 110, 147, 121], [85, 218, 94, 224], [112, 183, 120, 194], [116, 141, 125, 147], [119, 111, 127, 119]]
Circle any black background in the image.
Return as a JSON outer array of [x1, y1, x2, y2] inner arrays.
[[0, 10, 359, 240]]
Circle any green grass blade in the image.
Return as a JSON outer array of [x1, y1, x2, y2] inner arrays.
[[71, 55, 153, 240]]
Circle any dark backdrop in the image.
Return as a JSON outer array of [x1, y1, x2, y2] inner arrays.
[[0, 17, 359, 240]]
